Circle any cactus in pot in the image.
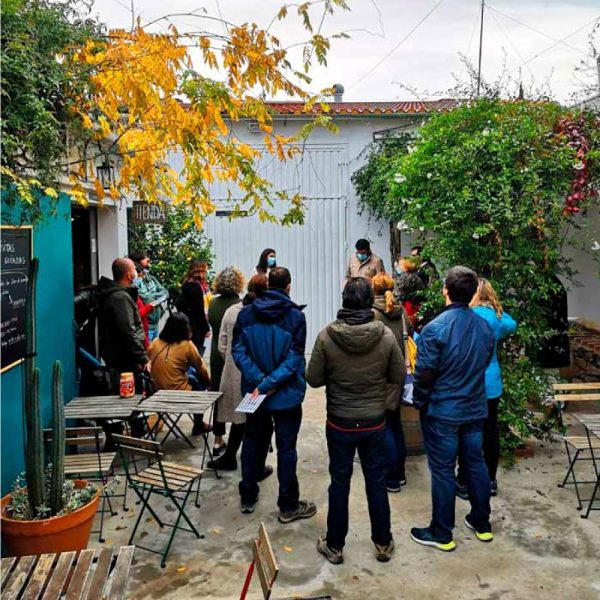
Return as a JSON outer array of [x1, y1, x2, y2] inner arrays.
[[49, 360, 65, 515]]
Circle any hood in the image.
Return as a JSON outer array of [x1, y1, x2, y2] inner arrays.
[[251, 289, 304, 322], [373, 296, 403, 321], [327, 320, 385, 354], [96, 276, 136, 301]]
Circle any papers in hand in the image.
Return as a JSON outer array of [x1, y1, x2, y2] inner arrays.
[[151, 294, 170, 307], [236, 393, 267, 414]]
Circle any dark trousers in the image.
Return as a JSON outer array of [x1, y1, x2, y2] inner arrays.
[[326, 424, 391, 551], [384, 408, 407, 486], [239, 405, 302, 512], [421, 415, 491, 541], [457, 398, 500, 484]]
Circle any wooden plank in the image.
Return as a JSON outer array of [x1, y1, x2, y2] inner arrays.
[[252, 540, 271, 600], [106, 546, 134, 600], [3, 555, 37, 600], [131, 473, 168, 488], [42, 552, 75, 600], [161, 462, 203, 476], [83, 548, 113, 600], [144, 467, 191, 484], [1, 557, 17, 591], [553, 382, 600, 391], [258, 523, 278, 580], [22, 552, 55, 600], [112, 435, 160, 451], [65, 550, 95, 600], [554, 393, 600, 401]]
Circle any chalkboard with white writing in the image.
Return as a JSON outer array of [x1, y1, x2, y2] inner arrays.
[[1, 226, 32, 372]]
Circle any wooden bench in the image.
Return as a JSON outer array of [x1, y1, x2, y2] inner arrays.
[[0, 546, 134, 600]]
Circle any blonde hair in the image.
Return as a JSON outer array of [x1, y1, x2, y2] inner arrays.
[[213, 266, 245, 295], [372, 273, 396, 313], [470, 278, 503, 318], [398, 257, 420, 273]]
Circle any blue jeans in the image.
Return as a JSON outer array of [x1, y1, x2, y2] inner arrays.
[[326, 424, 391, 550], [384, 408, 406, 487], [421, 415, 491, 541], [148, 328, 159, 343], [239, 405, 301, 512]]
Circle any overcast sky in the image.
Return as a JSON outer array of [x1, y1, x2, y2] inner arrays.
[[92, 0, 599, 104]]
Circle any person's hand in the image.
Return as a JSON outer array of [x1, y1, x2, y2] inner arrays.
[[251, 388, 260, 397], [143, 361, 152, 372]]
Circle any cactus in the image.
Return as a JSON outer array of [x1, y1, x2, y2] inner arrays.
[[23, 258, 45, 515], [49, 361, 65, 514]]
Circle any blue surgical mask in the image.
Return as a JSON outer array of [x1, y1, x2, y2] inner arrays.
[[356, 252, 368, 262], [143, 267, 150, 274], [395, 266, 404, 275], [133, 277, 143, 287], [267, 256, 277, 268]]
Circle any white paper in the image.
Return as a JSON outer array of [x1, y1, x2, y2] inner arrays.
[[236, 393, 267, 414]]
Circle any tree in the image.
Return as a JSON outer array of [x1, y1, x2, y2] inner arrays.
[[355, 98, 600, 455], [2, 0, 349, 225]]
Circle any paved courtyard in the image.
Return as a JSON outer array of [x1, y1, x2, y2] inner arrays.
[[94, 388, 600, 599]]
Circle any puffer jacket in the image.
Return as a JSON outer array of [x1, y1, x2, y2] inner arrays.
[[96, 276, 148, 370], [232, 289, 306, 411], [306, 317, 405, 422]]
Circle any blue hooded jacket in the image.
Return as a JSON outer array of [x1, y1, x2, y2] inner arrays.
[[472, 306, 517, 399], [414, 303, 494, 423], [232, 289, 306, 411]]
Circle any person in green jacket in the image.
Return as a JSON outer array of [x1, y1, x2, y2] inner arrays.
[[130, 250, 168, 342]]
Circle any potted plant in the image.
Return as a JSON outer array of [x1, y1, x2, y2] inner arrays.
[[1, 258, 100, 556]]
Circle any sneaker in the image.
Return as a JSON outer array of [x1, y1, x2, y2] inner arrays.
[[490, 480, 498, 496], [213, 442, 227, 457], [410, 527, 456, 552], [400, 477, 407, 487], [464, 515, 493, 542], [387, 483, 402, 494], [317, 534, 343, 565], [241, 498, 257, 514], [456, 483, 469, 501], [257, 465, 274, 482], [374, 538, 395, 562], [278, 500, 317, 524]]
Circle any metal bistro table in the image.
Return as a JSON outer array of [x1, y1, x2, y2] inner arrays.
[[65, 395, 143, 421], [575, 413, 600, 519], [137, 390, 223, 473], [1, 546, 134, 600]]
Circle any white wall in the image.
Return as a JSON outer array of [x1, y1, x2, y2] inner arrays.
[[96, 198, 129, 278]]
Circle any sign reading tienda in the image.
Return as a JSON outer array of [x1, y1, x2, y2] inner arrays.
[[131, 201, 168, 224], [1, 226, 32, 373]]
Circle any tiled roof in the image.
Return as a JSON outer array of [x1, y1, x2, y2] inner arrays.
[[264, 99, 459, 115]]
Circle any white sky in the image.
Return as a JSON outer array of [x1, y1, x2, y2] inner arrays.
[[91, 0, 600, 104]]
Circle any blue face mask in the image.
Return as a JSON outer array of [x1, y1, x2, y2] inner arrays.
[[143, 268, 150, 274], [133, 277, 143, 287], [356, 252, 368, 262], [395, 265, 404, 275], [267, 256, 277, 268]]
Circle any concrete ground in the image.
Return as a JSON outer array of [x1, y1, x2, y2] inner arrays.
[[94, 389, 600, 600]]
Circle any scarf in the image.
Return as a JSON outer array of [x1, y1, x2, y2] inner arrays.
[[336, 307, 374, 326]]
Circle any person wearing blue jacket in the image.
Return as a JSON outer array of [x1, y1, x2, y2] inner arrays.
[[457, 279, 517, 499], [410, 266, 495, 552], [232, 267, 317, 523]]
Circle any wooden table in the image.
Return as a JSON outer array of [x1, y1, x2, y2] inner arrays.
[[575, 413, 600, 519], [65, 396, 143, 420], [0, 546, 134, 600]]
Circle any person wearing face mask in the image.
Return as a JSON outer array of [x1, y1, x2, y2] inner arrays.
[[346, 239, 384, 282], [393, 257, 426, 328], [129, 250, 169, 342], [133, 265, 155, 349], [253, 248, 277, 276]]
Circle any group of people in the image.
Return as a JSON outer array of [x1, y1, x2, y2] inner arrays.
[[93, 241, 517, 564]]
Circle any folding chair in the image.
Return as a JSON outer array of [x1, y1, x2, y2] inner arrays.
[[552, 383, 600, 510], [240, 522, 332, 600], [113, 434, 204, 568], [44, 426, 117, 542]]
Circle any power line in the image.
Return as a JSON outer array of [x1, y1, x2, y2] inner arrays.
[[486, 3, 588, 56], [348, 0, 446, 90], [477, 0, 485, 97], [465, 3, 482, 58]]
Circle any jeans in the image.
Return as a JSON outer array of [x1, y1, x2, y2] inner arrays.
[[421, 415, 491, 541], [384, 408, 407, 487], [240, 405, 302, 512], [457, 398, 500, 484], [148, 328, 159, 343], [326, 424, 391, 551]]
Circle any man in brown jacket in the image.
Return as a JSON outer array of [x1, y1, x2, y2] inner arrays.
[[345, 238, 385, 282], [306, 277, 404, 565]]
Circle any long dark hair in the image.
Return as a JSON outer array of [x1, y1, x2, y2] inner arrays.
[[159, 313, 192, 344], [256, 248, 275, 274], [184, 259, 204, 283]]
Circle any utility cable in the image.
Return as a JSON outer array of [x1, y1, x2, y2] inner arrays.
[[348, 0, 446, 90]]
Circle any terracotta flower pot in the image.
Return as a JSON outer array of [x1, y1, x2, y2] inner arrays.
[[1, 480, 100, 557]]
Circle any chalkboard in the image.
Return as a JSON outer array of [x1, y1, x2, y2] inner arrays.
[[1, 226, 32, 372]]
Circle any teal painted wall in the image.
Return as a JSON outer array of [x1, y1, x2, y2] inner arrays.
[[1, 194, 76, 494]]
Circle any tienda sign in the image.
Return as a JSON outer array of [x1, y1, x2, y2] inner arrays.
[[131, 201, 168, 224]]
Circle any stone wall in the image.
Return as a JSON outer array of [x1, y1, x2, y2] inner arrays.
[[569, 321, 600, 382]]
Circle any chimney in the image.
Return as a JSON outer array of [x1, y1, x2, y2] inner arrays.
[[332, 83, 344, 103]]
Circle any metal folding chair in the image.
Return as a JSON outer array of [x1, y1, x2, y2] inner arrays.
[[44, 426, 117, 542], [113, 434, 204, 568]]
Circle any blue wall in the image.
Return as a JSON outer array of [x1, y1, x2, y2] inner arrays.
[[1, 195, 76, 494]]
